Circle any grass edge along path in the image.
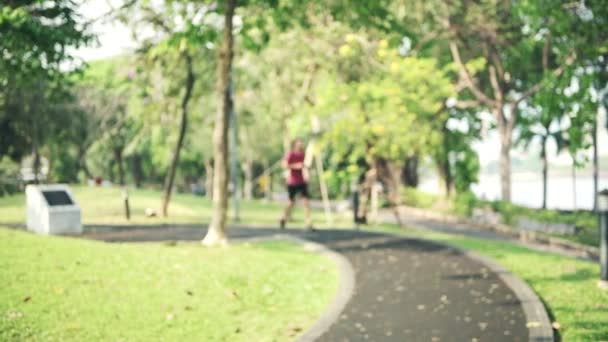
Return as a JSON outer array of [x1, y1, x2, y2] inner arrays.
[[0, 227, 339, 342], [375, 225, 608, 341]]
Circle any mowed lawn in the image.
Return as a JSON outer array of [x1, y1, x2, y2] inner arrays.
[[0, 228, 338, 341], [0, 185, 352, 228], [2, 186, 608, 340]]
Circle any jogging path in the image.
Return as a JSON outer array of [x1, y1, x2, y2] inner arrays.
[[81, 225, 550, 341]]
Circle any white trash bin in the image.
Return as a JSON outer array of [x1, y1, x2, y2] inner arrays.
[[26, 184, 82, 235]]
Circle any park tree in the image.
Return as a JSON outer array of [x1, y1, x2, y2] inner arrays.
[[118, 0, 218, 216], [75, 56, 138, 185], [517, 93, 567, 209], [201, 0, 236, 246], [203, 0, 403, 245], [0, 0, 93, 166], [392, 0, 606, 203], [315, 36, 454, 218]]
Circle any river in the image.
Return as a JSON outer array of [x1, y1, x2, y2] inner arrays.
[[419, 172, 608, 210]]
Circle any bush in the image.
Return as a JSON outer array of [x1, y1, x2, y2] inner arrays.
[[401, 187, 439, 209], [452, 191, 478, 216], [0, 158, 21, 196]]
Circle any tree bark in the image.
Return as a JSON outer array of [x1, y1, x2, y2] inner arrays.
[[541, 137, 548, 209], [162, 54, 195, 217], [203, 0, 235, 246], [263, 159, 272, 201], [436, 121, 454, 197], [593, 109, 599, 212], [78, 147, 93, 180], [499, 134, 511, 203], [32, 144, 41, 184], [401, 155, 419, 187], [436, 157, 454, 197], [242, 157, 253, 200], [204, 158, 213, 198], [113, 147, 125, 186], [131, 154, 142, 188], [31, 113, 41, 184], [496, 106, 514, 202], [572, 155, 577, 210], [374, 157, 403, 225]]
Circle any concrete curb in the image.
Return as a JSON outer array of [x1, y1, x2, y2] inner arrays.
[[460, 250, 555, 342], [233, 234, 355, 342]]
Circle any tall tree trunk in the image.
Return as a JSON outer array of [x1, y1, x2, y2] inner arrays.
[[162, 54, 195, 217], [593, 109, 599, 212], [113, 147, 125, 186], [108, 159, 116, 184], [541, 137, 548, 209], [499, 137, 511, 202], [263, 158, 272, 201], [32, 145, 41, 184], [131, 154, 142, 188], [204, 158, 213, 198], [31, 115, 41, 184], [203, 0, 235, 246], [242, 157, 253, 200], [436, 156, 454, 198], [572, 155, 577, 210], [497, 106, 514, 202], [374, 157, 403, 225], [78, 147, 92, 180], [401, 155, 419, 187]]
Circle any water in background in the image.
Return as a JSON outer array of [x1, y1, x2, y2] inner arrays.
[[419, 173, 608, 210]]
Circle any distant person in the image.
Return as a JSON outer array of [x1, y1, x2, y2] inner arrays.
[[280, 138, 313, 230]]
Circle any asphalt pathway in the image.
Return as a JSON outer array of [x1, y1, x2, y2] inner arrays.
[[82, 225, 529, 341]]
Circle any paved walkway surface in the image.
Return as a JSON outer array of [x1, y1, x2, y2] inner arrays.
[[82, 225, 528, 341]]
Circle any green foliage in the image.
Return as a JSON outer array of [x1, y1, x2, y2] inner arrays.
[[0, 157, 20, 196], [0, 0, 94, 163], [317, 36, 454, 172], [487, 200, 599, 246], [452, 191, 478, 217], [400, 187, 439, 209]]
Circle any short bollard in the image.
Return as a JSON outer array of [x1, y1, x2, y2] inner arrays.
[[598, 189, 608, 289], [123, 187, 130, 221]]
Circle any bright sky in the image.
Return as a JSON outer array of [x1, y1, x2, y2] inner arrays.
[[75, 0, 137, 61], [75, 0, 607, 168]]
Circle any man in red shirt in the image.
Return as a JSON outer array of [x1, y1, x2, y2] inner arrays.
[[280, 138, 312, 230]]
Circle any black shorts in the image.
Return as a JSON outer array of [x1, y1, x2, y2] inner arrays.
[[287, 183, 309, 200]]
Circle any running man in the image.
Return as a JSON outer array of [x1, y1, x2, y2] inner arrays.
[[280, 138, 313, 230]]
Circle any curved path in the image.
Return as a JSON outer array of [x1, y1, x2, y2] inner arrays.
[[82, 225, 539, 341]]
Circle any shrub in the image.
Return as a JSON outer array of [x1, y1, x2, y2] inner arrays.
[[452, 191, 478, 216], [401, 186, 439, 209]]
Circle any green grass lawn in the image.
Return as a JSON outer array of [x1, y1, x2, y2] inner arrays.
[[0, 228, 338, 341], [0, 185, 353, 228], [375, 225, 608, 341], [2, 186, 607, 340]]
